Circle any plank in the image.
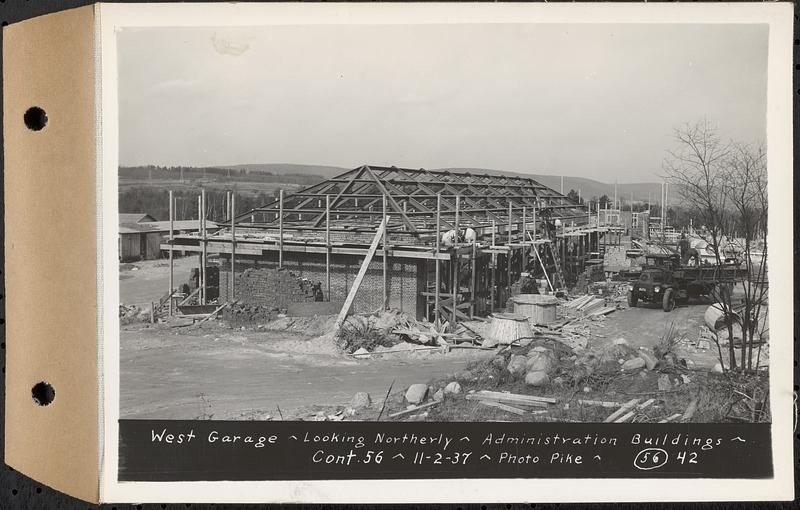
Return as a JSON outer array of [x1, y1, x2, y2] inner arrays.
[[466, 394, 549, 408], [388, 400, 440, 418], [614, 410, 637, 423], [478, 400, 527, 416], [193, 300, 235, 326], [476, 390, 557, 404], [603, 398, 641, 423], [334, 217, 388, 331], [577, 399, 622, 408], [658, 413, 683, 423]]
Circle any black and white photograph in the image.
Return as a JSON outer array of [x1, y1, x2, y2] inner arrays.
[[116, 20, 774, 426]]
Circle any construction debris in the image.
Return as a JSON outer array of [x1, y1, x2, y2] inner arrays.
[[392, 316, 479, 347]]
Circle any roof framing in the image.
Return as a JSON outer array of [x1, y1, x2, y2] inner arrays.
[[235, 165, 588, 235]]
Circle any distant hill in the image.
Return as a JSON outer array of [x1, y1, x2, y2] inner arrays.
[[218, 163, 347, 179], [435, 167, 671, 205], [123, 163, 674, 206]]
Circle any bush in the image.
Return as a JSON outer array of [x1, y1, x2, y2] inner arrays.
[[338, 317, 397, 353]]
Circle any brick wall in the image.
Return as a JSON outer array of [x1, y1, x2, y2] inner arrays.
[[219, 252, 425, 317], [218, 266, 316, 310]]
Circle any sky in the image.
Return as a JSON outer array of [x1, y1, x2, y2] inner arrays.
[[117, 23, 768, 183]]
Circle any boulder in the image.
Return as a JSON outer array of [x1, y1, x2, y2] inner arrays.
[[350, 392, 372, 410], [491, 356, 507, 370], [621, 357, 646, 371], [613, 338, 628, 346], [598, 343, 638, 364], [526, 349, 557, 375], [657, 374, 672, 391], [433, 389, 445, 402], [639, 351, 657, 370], [697, 340, 711, 350], [506, 355, 528, 375], [524, 370, 550, 387], [712, 363, 724, 374], [444, 381, 462, 395], [405, 384, 429, 404]]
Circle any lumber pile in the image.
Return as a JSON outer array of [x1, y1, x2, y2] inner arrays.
[[562, 294, 617, 317], [466, 390, 557, 416]]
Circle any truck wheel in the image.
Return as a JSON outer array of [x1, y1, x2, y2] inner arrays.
[[627, 290, 638, 307], [662, 288, 676, 312]]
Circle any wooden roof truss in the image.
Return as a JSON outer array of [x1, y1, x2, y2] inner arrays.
[[235, 165, 588, 236]]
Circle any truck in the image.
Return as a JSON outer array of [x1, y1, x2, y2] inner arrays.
[[626, 253, 740, 312]]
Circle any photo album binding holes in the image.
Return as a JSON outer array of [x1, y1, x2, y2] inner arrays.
[[2, 2, 794, 504]]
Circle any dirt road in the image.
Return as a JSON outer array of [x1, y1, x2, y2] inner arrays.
[[120, 327, 488, 420], [592, 299, 720, 369], [119, 257, 197, 306]]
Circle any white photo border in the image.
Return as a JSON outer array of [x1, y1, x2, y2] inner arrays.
[[98, 2, 794, 503]]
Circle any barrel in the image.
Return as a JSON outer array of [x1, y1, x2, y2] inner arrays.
[[512, 294, 559, 325]]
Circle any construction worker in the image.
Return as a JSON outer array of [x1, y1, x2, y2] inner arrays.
[[679, 232, 690, 264]]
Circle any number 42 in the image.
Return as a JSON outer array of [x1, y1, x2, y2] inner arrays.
[[676, 451, 698, 464]]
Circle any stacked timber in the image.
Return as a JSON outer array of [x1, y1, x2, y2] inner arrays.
[[466, 390, 556, 416], [562, 295, 617, 317]]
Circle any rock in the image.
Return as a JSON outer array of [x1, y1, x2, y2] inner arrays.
[[444, 381, 462, 395], [621, 357, 646, 371], [506, 355, 528, 375], [697, 340, 711, 350], [681, 375, 691, 384], [524, 370, 550, 387], [433, 389, 445, 402], [712, 363, 724, 373], [552, 376, 564, 386], [599, 343, 638, 364], [353, 347, 371, 359], [639, 351, 657, 370], [583, 386, 592, 393], [525, 349, 557, 375], [613, 338, 628, 346], [350, 392, 371, 410], [657, 374, 672, 391], [491, 356, 507, 370], [405, 384, 429, 404]]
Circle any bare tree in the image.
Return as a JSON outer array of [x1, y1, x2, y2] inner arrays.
[[663, 120, 737, 370], [725, 142, 768, 373], [664, 120, 768, 374]]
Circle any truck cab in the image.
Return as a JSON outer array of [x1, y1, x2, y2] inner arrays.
[[627, 267, 679, 311]]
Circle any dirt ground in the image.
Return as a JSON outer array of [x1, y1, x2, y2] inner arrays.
[[118, 258, 765, 423], [120, 322, 492, 420], [120, 256, 198, 306], [119, 299, 730, 420]]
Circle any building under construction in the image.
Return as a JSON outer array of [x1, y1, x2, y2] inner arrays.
[[165, 165, 621, 324]]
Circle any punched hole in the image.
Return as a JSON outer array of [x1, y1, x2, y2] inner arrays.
[[32, 381, 55, 406], [23, 106, 47, 131]]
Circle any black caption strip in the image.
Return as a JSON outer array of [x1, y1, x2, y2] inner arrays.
[[119, 420, 772, 481]]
